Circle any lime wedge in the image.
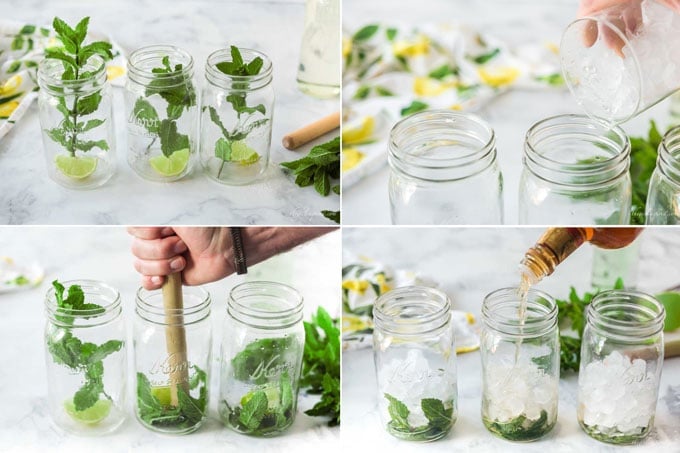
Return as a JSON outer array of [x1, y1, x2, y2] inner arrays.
[[231, 141, 260, 166], [64, 398, 111, 425], [54, 155, 97, 179], [240, 385, 280, 410], [149, 148, 190, 177], [151, 385, 173, 407]]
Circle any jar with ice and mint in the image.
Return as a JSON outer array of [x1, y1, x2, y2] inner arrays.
[[373, 286, 458, 442], [577, 290, 665, 444], [480, 287, 559, 442]]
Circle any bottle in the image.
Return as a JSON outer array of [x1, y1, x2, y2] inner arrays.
[[521, 228, 643, 284]]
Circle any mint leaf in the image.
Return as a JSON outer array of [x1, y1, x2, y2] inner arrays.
[[239, 391, 268, 430], [159, 119, 189, 157], [321, 210, 340, 224], [73, 380, 102, 411], [280, 371, 293, 412], [214, 137, 232, 161], [421, 398, 452, 430], [77, 119, 105, 132], [385, 393, 410, 430], [132, 98, 160, 134], [76, 91, 102, 116]]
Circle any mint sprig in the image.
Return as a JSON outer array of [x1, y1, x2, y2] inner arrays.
[[47, 280, 123, 412], [208, 45, 269, 178], [43, 17, 113, 157], [384, 393, 454, 441]]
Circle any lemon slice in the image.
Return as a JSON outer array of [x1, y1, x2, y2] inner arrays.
[[342, 116, 375, 145], [54, 155, 97, 179], [151, 385, 173, 407], [240, 385, 280, 410], [64, 398, 111, 425], [149, 148, 190, 177], [230, 141, 260, 166]]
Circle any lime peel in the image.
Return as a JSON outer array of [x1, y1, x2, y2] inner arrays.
[[149, 148, 190, 177]]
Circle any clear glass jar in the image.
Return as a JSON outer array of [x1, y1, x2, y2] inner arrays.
[[373, 286, 457, 442], [219, 282, 304, 437], [38, 56, 116, 189], [297, 0, 340, 98], [133, 285, 211, 434], [577, 290, 665, 444], [480, 287, 559, 442], [44, 280, 126, 435], [200, 48, 274, 185], [125, 45, 197, 182], [646, 125, 680, 225], [519, 114, 631, 225], [388, 110, 504, 225], [561, 0, 680, 125]]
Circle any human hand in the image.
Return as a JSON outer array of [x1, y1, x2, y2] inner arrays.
[[578, 0, 680, 57], [128, 227, 233, 290]]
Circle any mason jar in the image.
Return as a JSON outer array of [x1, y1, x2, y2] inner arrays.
[[133, 285, 211, 434], [577, 290, 665, 444], [519, 114, 631, 225], [125, 45, 198, 182], [388, 110, 503, 225], [44, 280, 126, 435], [219, 281, 304, 436], [297, 0, 341, 98], [38, 55, 116, 189], [200, 48, 274, 185], [646, 125, 680, 225], [373, 286, 457, 442], [480, 287, 559, 442]]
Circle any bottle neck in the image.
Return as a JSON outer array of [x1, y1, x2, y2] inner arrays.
[[520, 228, 588, 283]]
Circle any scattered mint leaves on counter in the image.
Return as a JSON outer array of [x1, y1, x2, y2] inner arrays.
[[301, 306, 341, 426], [384, 393, 454, 441], [280, 136, 340, 223], [44, 17, 113, 158], [47, 280, 123, 414]]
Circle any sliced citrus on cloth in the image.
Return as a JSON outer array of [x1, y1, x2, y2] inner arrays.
[[149, 148, 190, 176], [54, 155, 97, 179], [64, 398, 111, 425], [342, 116, 375, 145], [230, 141, 260, 165]]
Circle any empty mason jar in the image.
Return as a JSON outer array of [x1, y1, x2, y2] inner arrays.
[[481, 287, 559, 442], [133, 285, 211, 434], [519, 114, 631, 225], [646, 125, 680, 224], [200, 48, 274, 185], [219, 282, 304, 436], [388, 110, 503, 225], [44, 280, 126, 435], [297, 0, 341, 98], [125, 45, 197, 182], [561, 1, 680, 125], [373, 286, 457, 442], [577, 290, 665, 445], [38, 55, 116, 189]]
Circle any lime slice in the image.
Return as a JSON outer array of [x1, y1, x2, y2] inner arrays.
[[231, 141, 260, 166], [149, 148, 190, 177], [151, 385, 173, 407], [64, 398, 111, 425], [240, 385, 280, 410], [54, 155, 97, 180]]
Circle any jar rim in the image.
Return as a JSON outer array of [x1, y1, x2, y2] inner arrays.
[[482, 287, 557, 337], [135, 285, 211, 325], [37, 54, 107, 92], [127, 44, 194, 86], [45, 279, 121, 324], [524, 114, 630, 188], [373, 286, 451, 336], [228, 281, 303, 330], [587, 290, 665, 340], [658, 125, 680, 186], [205, 47, 273, 89], [560, 16, 643, 124]]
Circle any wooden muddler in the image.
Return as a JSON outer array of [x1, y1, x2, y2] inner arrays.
[[162, 272, 190, 406], [282, 111, 340, 150]]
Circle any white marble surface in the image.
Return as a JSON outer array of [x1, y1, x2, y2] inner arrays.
[[342, 227, 680, 452], [342, 0, 677, 225], [0, 0, 339, 225], [0, 227, 341, 452]]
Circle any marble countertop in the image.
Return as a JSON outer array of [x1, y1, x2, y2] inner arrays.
[[342, 0, 677, 225], [342, 227, 680, 452], [0, 227, 341, 452], [0, 0, 339, 225]]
